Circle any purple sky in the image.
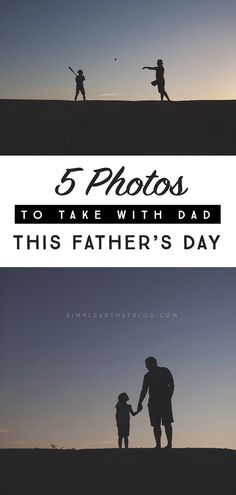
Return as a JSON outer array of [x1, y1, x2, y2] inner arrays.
[[1, 1, 236, 100], [0, 268, 236, 449]]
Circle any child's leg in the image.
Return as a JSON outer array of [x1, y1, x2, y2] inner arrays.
[[81, 87, 86, 101], [74, 87, 79, 101], [124, 436, 129, 449]]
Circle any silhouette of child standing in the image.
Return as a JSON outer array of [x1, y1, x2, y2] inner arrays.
[[143, 59, 171, 101], [115, 393, 140, 448], [75, 70, 86, 101]]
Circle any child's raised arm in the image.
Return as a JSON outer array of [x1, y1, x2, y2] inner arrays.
[[130, 405, 143, 416]]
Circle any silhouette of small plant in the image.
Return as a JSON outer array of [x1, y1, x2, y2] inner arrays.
[[50, 444, 57, 450]]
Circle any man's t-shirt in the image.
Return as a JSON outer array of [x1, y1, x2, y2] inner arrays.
[[156, 66, 164, 81], [143, 367, 174, 403]]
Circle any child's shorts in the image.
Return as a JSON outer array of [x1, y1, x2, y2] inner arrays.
[[117, 424, 130, 437]]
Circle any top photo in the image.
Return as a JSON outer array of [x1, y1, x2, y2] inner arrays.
[[0, 0, 235, 155]]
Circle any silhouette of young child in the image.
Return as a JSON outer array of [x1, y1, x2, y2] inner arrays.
[[142, 59, 171, 101], [115, 392, 141, 448], [75, 70, 86, 101]]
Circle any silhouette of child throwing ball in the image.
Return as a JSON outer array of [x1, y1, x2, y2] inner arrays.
[[115, 393, 141, 449], [75, 70, 86, 101]]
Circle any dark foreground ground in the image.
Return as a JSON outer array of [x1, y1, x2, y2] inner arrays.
[[1, 448, 235, 495], [0, 99, 235, 154]]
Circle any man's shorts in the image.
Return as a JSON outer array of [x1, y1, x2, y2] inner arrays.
[[157, 80, 165, 94], [148, 399, 174, 426]]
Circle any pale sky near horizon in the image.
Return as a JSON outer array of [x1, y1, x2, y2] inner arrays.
[[1, 268, 236, 450], [0, 0, 236, 100]]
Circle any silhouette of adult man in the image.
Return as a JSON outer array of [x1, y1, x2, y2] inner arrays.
[[142, 59, 171, 101], [137, 357, 174, 448]]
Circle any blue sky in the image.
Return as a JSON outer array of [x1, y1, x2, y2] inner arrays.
[[0, 0, 236, 99], [1, 268, 236, 449]]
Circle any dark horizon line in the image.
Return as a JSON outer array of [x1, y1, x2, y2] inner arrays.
[[0, 447, 235, 451], [0, 98, 236, 103]]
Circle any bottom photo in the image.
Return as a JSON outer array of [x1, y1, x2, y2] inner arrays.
[[1, 268, 235, 494]]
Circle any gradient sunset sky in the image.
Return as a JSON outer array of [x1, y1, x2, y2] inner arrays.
[[1, 268, 236, 450], [1, 0, 236, 100]]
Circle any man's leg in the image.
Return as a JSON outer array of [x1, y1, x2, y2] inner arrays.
[[118, 435, 122, 449], [124, 436, 129, 449], [164, 91, 171, 101], [164, 423, 172, 448], [153, 425, 162, 448]]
